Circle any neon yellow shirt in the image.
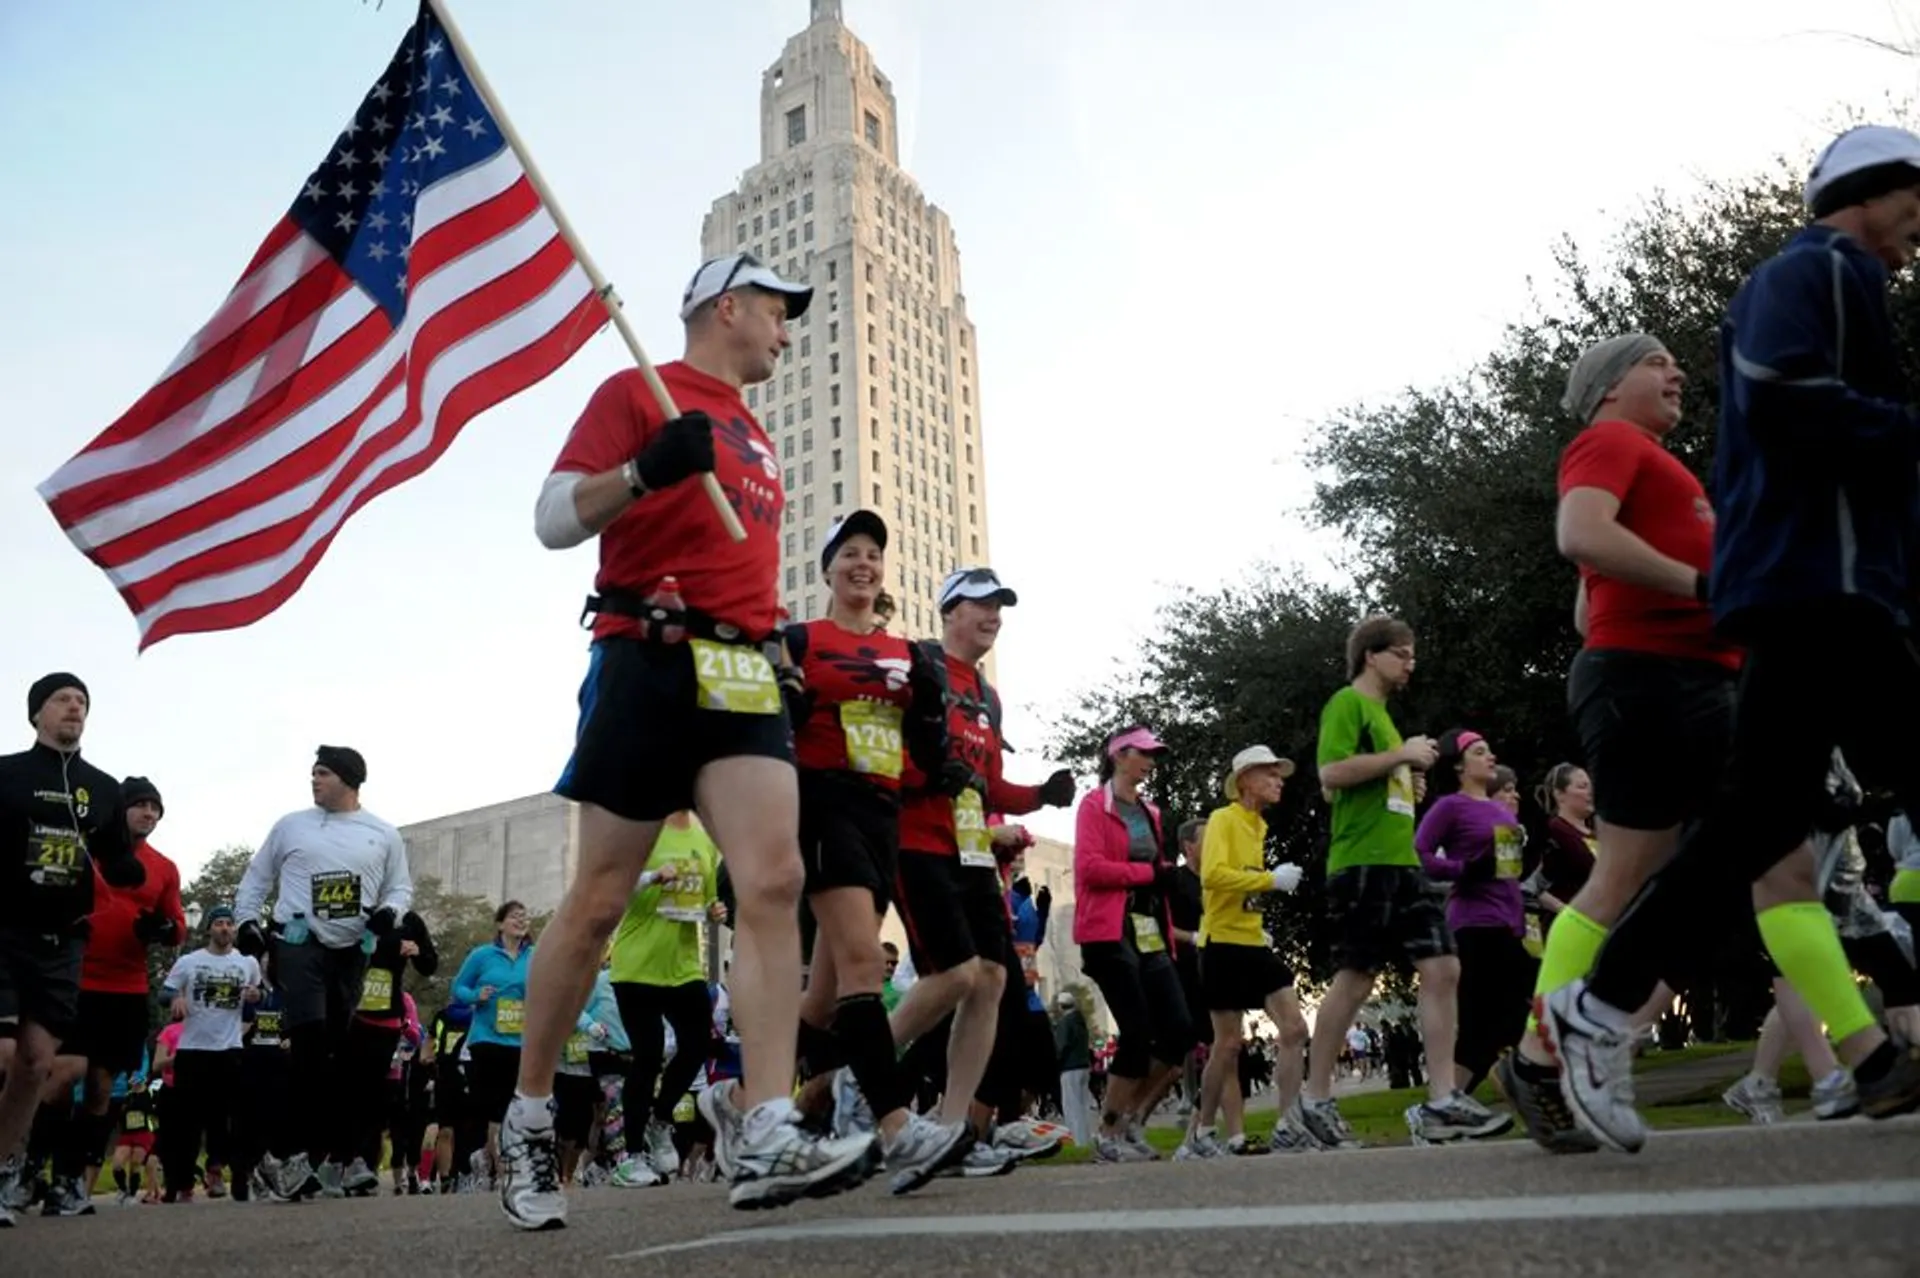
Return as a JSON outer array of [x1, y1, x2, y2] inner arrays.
[[610, 823, 719, 987]]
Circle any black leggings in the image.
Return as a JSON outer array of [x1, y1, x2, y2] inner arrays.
[[1080, 941, 1192, 1080], [164, 1050, 242, 1193], [342, 1019, 403, 1169], [1452, 926, 1536, 1092], [612, 980, 713, 1125]]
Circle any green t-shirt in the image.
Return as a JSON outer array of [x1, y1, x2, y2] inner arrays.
[[609, 823, 720, 987], [1317, 684, 1418, 873]]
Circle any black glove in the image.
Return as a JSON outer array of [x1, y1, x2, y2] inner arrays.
[[96, 852, 146, 890], [1038, 768, 1076, 808], [932, 757, 980, 799], [633, 410, 716, 492], [235, 919, 268, 958], [132, 910, 179, 947], [1034, 884, 1053, 918], [366, 906, 398, 938]]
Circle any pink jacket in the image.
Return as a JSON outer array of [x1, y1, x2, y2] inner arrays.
[[1072, 783, 1174, 951]]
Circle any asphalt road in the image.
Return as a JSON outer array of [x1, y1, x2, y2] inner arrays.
[[7, 1119, 1917, 1277]]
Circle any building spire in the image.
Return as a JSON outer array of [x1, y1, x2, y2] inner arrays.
[[810, 0, 843, 25]]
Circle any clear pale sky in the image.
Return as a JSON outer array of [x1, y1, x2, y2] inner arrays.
[[1, 0, 1914, 881]]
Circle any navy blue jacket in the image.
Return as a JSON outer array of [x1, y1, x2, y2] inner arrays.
[[1712, 225, 1919, 634]]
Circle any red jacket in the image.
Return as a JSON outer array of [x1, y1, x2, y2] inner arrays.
[[1071, 783, 1174, 953], [82, 841, 185, 995]]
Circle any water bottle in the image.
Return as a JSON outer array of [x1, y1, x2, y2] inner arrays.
[[646, 575, 687, 644], [284, 911, 309, 945]]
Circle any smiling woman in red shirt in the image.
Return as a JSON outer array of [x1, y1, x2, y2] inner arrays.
[[782, 509, 971, 1193]]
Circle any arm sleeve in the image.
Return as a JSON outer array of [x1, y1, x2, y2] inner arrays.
[[233, 822, 289, 926], [161, 861, 187, 937], [1732, 248, 1917, 468], [1316, 690, 1364, 769], [1557, 423, 1642, 501], [1415, 799, 1463, 880], [451, 950, 484, 1004], [410, 919, 441, 978], [378, 829, 414, 915], [1200, 812, 1277, 894], [1074, 795, 1154, 889], [984, 743, 1043, 814]]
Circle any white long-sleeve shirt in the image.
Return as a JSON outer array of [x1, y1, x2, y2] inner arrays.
[[234, 805, 413, 950]]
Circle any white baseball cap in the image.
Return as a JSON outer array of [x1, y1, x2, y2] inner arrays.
[[1223, 744, 1296, 801], [939, 566, 1018, 612], [680, 252, 813, 320], [1805, 125, 1920, 214]]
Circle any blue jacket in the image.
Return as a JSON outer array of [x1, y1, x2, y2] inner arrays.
[[1713, 224, 1919, 633], [1008, 889, 1047, 1013]]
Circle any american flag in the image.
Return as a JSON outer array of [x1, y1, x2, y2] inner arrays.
[[37, 1, 606, 649]]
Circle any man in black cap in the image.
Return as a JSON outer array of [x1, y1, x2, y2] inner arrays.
[[233, 745, 412, 1201], [0, 673, 144, 1225], [42, 774, 186, 1215]]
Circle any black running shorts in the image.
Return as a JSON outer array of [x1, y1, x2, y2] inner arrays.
[[1199, 940, 1294, 1012], [0, 926, 84, 1042], [66, 990, 154, 1073], [1326, 864, 1453, 974], [800, 771, 899, 908], [1567, 648, 1735, 832], [557, 637, 795, 823], [893, 852, 1009, 976]]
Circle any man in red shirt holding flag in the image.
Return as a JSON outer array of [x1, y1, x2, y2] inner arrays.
[[503, 253, 878, 1230]]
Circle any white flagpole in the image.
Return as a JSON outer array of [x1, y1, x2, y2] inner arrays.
[[423, 0, 747, 543]]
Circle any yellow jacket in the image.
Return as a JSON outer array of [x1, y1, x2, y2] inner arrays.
[[1199, 803, 1276, 947]]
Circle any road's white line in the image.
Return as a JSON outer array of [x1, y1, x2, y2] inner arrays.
[[606, 1179, 1920, 1260]]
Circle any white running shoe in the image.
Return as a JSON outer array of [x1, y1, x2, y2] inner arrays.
[[341, 1156, 381, 1194], [726, 1113, 878, 1210], [498, 1101, 566, 1231], [830, 1067, 876, 1140], [1174, 1129, 1225, 1160], [642, 1118, 681, 1180], [1812, 1069, 1860, 1120], [1538, 981, 1645, 1153], [697, 1080, 746, 1180], [610, 1156, 665, 1188], [991, 1118, 1066, 1162], [1723, 1073, 1785, 1125], [883, 1113, 972, 1195], [1294, 1096, 1362, 1150]]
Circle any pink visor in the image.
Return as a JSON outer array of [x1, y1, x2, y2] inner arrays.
[[1108, 726, 1168, 758]]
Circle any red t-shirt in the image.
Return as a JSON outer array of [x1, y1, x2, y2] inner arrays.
[[1557, 420, 1741, 669], [551, 362, 784, 639], [898, 653, 1043, 856], [792, 619, 916, 789], [82, 841, 185, 995]]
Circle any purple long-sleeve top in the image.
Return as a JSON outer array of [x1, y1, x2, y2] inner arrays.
[[1415, 793, 1526, 936]]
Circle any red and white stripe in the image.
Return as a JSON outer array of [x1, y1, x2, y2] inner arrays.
[[38, 146, 605, 649]]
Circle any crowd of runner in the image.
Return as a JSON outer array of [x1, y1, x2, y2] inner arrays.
[[5, 121, 1920, 1235]]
